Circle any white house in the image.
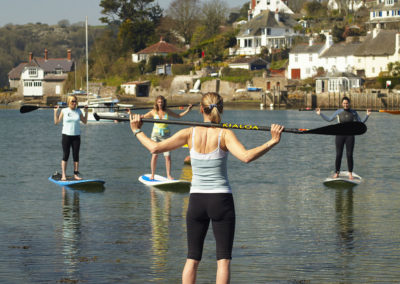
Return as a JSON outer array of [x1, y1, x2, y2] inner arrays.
[[354, 28, 400, 77], [315, 72, 363, 94], [248, 0, 293, 19], [231, 10, 299, 56], [287, 36, 333, 79], [8, 49, 74, 97], [132, 38, 181, 63], [288, 27, 400, 80], [369, 0, 400, 28]]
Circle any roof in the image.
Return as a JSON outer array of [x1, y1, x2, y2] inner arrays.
[[237, 10, 297, 37], [8, 57, 74, 79], [8, 63, 26, 80], [354, 30, 397, 56], [320, 42, 361, 57], [137, 39, 181, 54], [290, 43, 324, 54], [317, 72, 362, 79]]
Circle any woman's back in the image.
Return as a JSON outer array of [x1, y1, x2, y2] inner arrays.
[[189, 127, 231, 193]]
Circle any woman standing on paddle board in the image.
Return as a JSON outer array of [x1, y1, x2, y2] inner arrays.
[[54, 95, 88, 181], [316, 96, 371, 179], [141, 95, 192, 180], [130, 92, 284, 284]]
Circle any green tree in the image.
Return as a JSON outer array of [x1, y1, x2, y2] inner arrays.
[[201, 0, 228, 37], [99, 0, 163, 52]]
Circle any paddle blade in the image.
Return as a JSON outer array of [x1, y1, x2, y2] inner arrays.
[[93, 113, 101, 121], [20, 105, 39, 113], [304, 121, 367, 135]]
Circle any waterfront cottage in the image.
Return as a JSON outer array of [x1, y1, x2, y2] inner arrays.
[[8, 49, 74, 97]]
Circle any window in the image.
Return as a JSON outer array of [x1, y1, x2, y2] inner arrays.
[[309, 54, 313, 62], [29, 68, 37, 76], [267, 28, 271, 35], [295, 55, 298, 62], [372, 67, 375, 73], [55, 68, 63, 75], [306, 68, 310, 74]]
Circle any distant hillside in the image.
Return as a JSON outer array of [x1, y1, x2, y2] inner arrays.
[[0, 23, 106, 87]]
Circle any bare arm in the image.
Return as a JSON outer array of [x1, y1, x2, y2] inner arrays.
[[54, 106, 63, 125], [80, 106, 88, 124], [225, 124, 284, 163], [167, 104, 192, 118], [142, 109, 155, 118], [130, 113, 190, 153]]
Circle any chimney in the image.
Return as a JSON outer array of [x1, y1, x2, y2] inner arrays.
[[29, 52, 33, 63], [251, 0, 256, 10], [44, 48, 48, 61], [309, 38, 313, 46], [67, 49, 71, 61], [160, 37, 164, 42], [275, 9, 280, 22], [325, 33, 333, 49]]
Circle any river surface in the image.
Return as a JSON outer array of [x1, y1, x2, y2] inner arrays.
[[0, 108, 399, 283]]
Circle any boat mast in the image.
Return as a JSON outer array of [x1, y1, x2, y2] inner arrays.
[[85, 16, 89, 96]]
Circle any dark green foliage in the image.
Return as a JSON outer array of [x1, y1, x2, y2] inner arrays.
[[171, 64, 193, 75]]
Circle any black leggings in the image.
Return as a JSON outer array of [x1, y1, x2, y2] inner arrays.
[[186, 193, 235, 261], [62, 134, 81, 162], [335, 135, 355, 173]]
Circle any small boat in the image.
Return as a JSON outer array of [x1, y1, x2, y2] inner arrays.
[[247, 86, 262, 92], [79, 96, 129, 122]]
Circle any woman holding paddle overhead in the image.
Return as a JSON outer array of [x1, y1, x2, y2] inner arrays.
[[130, 92, 284, 284], [316, 96, 371, 180], [54, 95, 88, 181], [142, 95, 193, 180]]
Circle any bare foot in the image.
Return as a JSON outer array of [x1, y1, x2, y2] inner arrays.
[[61, 176, 67, 181], [74, 174, 82, 180], [167, 176, 174, 180], [333, 173, 339, 179], [348, 173, 353, 180], [150, 175, 155, 180]]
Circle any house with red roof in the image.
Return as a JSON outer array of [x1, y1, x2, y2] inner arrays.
[[8, 49, 75, 97], [132, 38, 182, 63]]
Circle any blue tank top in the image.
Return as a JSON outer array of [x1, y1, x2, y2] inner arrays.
[[189, 128, 231, 194], [62, 108, 82, 136]]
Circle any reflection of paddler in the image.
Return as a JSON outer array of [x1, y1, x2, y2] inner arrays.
[[150, 188, 170, 272], [140, 95, 193, 180]]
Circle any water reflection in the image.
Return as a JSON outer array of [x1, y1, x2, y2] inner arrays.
[[150, 189, 171, 273], [335, 188, 354, 251], [61, 187, 81, 277]]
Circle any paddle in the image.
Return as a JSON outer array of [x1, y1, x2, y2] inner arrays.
[[20, 104, 196, 114], [299, 108, 379, 112], [94, 113, 367, 135]]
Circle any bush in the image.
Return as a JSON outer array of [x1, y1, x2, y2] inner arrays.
[[172, 64, 193, 75]]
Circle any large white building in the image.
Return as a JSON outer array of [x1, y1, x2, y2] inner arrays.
[[288, 27, 400, 79]]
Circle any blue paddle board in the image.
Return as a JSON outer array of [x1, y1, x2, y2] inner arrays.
[[139, 174, 190, 192], [49, 173, 105, 189]]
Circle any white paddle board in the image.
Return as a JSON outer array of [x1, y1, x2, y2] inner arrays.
[[323, 171, 362, 187], [139, 174, 190, 192]]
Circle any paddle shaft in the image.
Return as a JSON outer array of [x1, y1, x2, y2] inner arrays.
[[20, 104, 195, 113], [299, 108, 379, 112], [94, 113, 367, 135]]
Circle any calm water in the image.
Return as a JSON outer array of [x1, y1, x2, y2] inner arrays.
[[1, 108, 399, 283]]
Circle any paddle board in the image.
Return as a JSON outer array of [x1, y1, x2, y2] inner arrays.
[[323, 171, 362, 187], [49, 172, 105, 190], [139, 174, 190, 192]]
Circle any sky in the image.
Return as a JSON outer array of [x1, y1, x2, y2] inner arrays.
[[0, 0, 247, 27]]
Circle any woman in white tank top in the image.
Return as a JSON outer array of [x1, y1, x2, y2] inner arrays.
[[130, 92, 284, 284]]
